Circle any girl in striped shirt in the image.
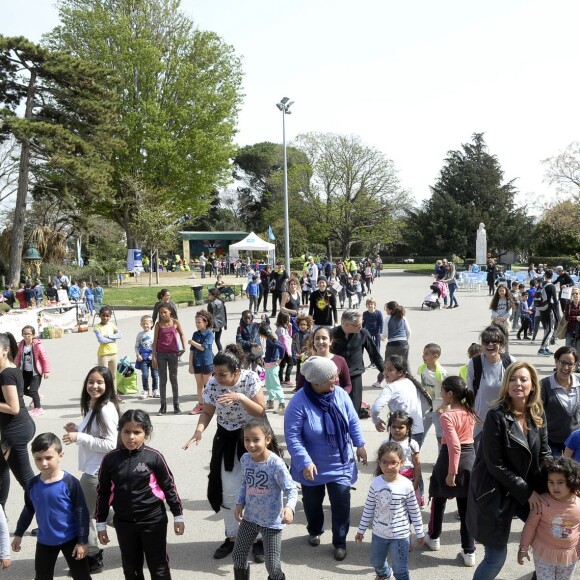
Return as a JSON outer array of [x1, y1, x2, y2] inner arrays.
[[356, 441, 424, 580]]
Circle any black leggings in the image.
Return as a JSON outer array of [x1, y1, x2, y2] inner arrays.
[[23, 370, 42, 409], [214, 329, 223, 352], [257, 286, 269, 312], [0, 418, 36, 508], [115, 517, 170, 580], [35, 538, 91, 580], [428, 496, 474, 553], [278, 354, 294, 383]]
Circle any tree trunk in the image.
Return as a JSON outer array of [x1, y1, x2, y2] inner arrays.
[[326, 238, 333, 262], [8, 70, 36, 286]]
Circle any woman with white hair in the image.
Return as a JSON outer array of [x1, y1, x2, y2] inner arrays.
[[284, 356, 367, 562]]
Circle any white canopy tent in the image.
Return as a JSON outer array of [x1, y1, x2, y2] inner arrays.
[[229, 232, 276, 266]]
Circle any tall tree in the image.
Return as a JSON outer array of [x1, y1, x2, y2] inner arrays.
[[47, 0, 244, 246], [543, 141, 580, 197], [0, 35, 118, 284], [532, 199, 580, 256], [295, 132, 409, 258], [233, 141, 312, 232], [405, 133, 533, 259]]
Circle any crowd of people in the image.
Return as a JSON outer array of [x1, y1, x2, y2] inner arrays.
[[2, 258, 580, 580]]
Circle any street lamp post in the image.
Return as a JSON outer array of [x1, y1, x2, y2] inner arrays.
[[276, 97, 294, 274]]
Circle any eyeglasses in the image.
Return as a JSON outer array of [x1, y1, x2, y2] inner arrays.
[[558, 361, 576, 368], [380, 460, 401, 467], [482, 340, 501, 345]]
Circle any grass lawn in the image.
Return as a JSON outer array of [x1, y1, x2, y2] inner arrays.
[[381, 264, 434, 275], [102, 283, 243, 307]]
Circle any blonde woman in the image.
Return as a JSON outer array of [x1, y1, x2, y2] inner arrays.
[[467, 361, 551, 580]]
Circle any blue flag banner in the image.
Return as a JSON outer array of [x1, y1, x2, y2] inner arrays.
[[268, 225, 275, 241]]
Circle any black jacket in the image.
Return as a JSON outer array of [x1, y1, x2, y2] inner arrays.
[[96, 445, 183, 526], [331, 326, 384, 378], [467, 404, 550, 548]]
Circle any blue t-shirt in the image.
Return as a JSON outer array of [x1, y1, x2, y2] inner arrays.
[[247, 282, 260, 297], [565, 430, 580, 461], [237, 453, 297, 529]]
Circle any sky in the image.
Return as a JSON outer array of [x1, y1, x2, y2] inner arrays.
[[3, 0, 580, 209]]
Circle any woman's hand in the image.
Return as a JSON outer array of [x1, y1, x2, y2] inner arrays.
[[303, 463, 317, 481], [43, 373, 50, 380], [517, 547, 530, 565], [217, 392, 243, 406], [63, 432, 78, 445], [528, 490, 548, 514], [63, 422, 77, 433], [235, 504, 244, 522], [445, 473, 456, 487], [182, 431, 202, 449], [356, 446, 368, 465], [374, 419, 386, 432], [152, 357, 158, 369]]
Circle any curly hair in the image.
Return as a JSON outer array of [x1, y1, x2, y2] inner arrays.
[[542, 456, 580, 495]]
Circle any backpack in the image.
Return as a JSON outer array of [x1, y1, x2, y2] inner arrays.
[[472, 353, 512, 397]]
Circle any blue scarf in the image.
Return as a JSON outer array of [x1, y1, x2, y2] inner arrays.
[[303, 381, 349, 463]]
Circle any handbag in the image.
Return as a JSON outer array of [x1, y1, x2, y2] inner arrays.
[[561, 286, 573, 300], [556, 312, 569, 340]]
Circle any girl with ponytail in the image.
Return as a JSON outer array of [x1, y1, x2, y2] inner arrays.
[[424, 376, 477, 567]]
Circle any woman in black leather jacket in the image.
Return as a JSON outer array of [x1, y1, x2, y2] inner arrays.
[[467, 361, 551, 580]]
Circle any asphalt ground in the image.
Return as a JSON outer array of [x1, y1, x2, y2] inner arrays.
[[4, 270, 555, 579]]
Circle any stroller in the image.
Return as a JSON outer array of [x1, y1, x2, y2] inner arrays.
[[421, 282, 444, 310]]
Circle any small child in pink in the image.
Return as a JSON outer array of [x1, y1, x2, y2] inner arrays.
[[518, 456, 580, 580]]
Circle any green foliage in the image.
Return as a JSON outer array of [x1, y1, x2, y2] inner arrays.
[[531, 199, 580, 256], [47, 0, 244, 245], [295, 133, 410, 258], [405, 133, 534, 259], [0, 35, 120, 284]]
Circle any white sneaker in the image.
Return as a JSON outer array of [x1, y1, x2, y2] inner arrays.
[[461, 551, 475, 567], [372, 381, 384, 389], [424, 533, 440, 551]]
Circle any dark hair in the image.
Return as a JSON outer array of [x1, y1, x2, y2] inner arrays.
[[80, 366, 120, 436], [387, 410, 413, 443], [21, 325, 35, 337], [384, 355, 423, 391], [296, 313, 313, 327], [468, 343, 483, 358], [541, 456, 580, 495], [276, 312, 290, 328], [258, 321, 274, 338], [554, 346, 578, 363], [208, 287, 220, 298], [312, 326, 332, 348], [544, 269, 553, 279], [195, 309, 213, 328], [243, 417, 283, 458], [374, 441, 405, 476], [489, 285, 515, 311], [480, 324, 507, 346], [118, 409, 153, 438], [442, 376, 477, 419], [0, 332, 18, 361], [157, 289, 170, 301], [31, 432, 62, 454], [423, 343, 441, 357], [99, 305, 113, 317], [213, 344, 245, 372], [386, 301, 405, 319]]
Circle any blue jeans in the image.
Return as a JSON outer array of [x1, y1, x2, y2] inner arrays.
[[448, 282, 458, 306], [301, 482, 350, 548], [473, 545, 507, 580], [140, 359, 158, 392], [371, 534, 409, 579]]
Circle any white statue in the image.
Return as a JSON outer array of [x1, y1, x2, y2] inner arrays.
[[476, 223, 487, 266]]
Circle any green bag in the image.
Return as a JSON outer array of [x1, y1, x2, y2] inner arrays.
[[116, 372, 138, 395]]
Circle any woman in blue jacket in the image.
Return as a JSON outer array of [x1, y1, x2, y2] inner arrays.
[[284, 356, 367, 562]]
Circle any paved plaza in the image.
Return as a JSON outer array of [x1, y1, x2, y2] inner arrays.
[[5, 270, 551, 579]]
